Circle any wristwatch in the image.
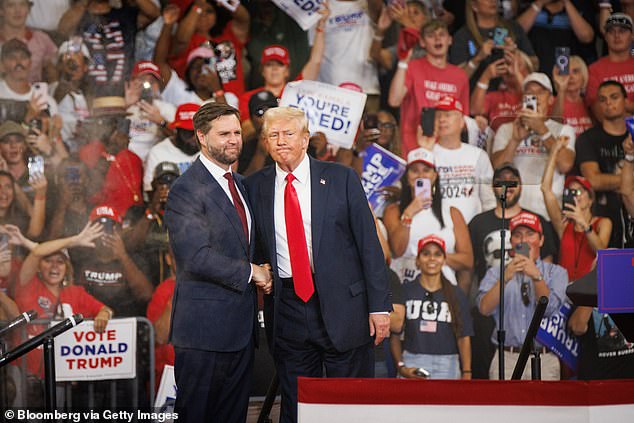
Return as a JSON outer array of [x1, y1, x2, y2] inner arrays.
[[531, 272, 544, 282]]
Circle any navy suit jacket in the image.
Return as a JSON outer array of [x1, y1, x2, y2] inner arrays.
[[165, 158, 257, 352], [245, 158, 391, 352]]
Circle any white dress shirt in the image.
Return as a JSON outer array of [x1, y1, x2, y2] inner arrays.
[[274, 155, 313, 279], [199, 154, 252, 241]]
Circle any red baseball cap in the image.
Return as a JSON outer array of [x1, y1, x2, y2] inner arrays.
[[261, 45, 290, 66], [565, 175, 593, 195], [90, 205, 122, 224], [339, 82, 363, 93], [407, 148, 435, 169], [435, 96, 464, 114], [417, 234, 446, 255], [170, 103, 200, 131], [132, 61, 161, 81], [510, 211, 543, 235]]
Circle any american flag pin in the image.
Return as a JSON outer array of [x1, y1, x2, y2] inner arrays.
[[320, 179, 326, 185]]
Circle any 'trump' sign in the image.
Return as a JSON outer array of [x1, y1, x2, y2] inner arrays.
[[362, 143, 406, 213], [54, 318, 137, 381]]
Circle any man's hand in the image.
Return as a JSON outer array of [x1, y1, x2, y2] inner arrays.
[[398, 365, 428, 379], [369, 313, 390, 345], [162, 3, 180, 25], [251, 263, 273, 294], [26, 127, 53, 156], [518, 108, 548, 135]]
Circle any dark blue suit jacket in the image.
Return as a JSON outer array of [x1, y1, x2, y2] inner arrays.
[[165, 158, 257, 352], [245, 158, 390, 352]]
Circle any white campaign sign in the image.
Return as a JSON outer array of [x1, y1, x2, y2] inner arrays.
[[271, 0, 323, 30], [280, 80, 367, 149], [155, 365, 177, 410], [53, 318, 137, 381]]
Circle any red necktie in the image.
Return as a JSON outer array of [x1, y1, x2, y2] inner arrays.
[[284, 173, 314, 302], [224, 172, 249, 241]]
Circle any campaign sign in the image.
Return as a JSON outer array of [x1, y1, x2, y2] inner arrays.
[[155, 365, 177, 419], [280, 80, 367, 149], [597, 248, 634, 313], [362, 143, 406, 212], [272, 0, 324, 30], [536, 302, 580, 370], [54, 318, 137, 381]]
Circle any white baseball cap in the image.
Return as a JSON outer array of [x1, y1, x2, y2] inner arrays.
[[522, 72, 553, 94]]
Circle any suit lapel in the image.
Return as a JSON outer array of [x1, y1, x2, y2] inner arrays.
[[310, 158, 328, 265], [192, 159, 249, 255], [258, 166, 278, 271]]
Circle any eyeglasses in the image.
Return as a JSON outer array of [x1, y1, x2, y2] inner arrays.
[[378, 122, 396, 130], [521, 281, 530, 306]]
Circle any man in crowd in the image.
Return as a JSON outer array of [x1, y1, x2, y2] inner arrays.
[[478, 211, 568, 380], [492, 72, 576, 220], [143, 103, 200, 192], [586, 13, 634, 121], [246, 106, 391, 423], [165, 102, 272, 422], [389, 19, 470, 156], [576, 80, 632, 248], [469, 162, 558, 378]]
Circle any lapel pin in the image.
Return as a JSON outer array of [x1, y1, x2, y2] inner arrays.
[[320, 178, 326, 185]]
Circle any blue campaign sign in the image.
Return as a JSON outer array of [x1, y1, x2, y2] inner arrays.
[[361, 143, 406, 213], [536, 302, 580, 371], [597, 249, 634, 313]]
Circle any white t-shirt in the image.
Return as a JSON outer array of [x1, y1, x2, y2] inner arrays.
[[27, 0, 71, 32], [144, 137, 199, 191], [161, 69, 239, 109], [48, 82, 89, 152], [433, 142, 496, 224], [316, 0, 379, 94], [128, 99, 177, 163], [0, 80, 59, 116], [492, 119, 576, 220]]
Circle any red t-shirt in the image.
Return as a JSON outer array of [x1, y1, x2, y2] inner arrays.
[[91, 149, 143, 216], [559, 219, 602, 282], [585, 56, 634, 107], [484, 90, 522, 131], [239, 73, 303, 122], [401, 57, 470, 156], [146, 277, 175, 390], [0, 258, 22, 296], [560, 98, 593, 137], [170, 23, 246, 97], [14, 276, 104, 376]]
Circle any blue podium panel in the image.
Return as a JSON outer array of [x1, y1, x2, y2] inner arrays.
[[597, 249, 634, 313]]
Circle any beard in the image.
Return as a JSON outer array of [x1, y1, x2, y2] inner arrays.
[[206, 142, 241, 165], [505, 190, 521, 208], [174, 133, 200, 156]]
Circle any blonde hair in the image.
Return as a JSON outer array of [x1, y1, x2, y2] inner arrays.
[[261, 106, 309, 136], [570, 55, 589, 90]]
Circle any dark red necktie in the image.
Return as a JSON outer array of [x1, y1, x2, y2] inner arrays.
[[284, 173, 314, 302], [224, 172, 249, 241]]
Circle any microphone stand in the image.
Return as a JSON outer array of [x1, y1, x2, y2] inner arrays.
[[497, 185, 508, 380]]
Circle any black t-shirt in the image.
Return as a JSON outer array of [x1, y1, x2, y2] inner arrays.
[[124, 205, 169, 287], [78, 7, 138, 96], [449, 20, 535, 90], [76, 257, 146, 317], [575, 126, 628, 248], [518, 0, 596, 76], [399, 278, 474, 355], [577, 309, 634, 380], [469, 208, 558, 283]]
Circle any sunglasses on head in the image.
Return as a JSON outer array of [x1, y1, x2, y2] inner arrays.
[[521, 281, 530, 306]]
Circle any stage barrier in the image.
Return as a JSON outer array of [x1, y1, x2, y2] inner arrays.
[[298, 378, 634, 423]]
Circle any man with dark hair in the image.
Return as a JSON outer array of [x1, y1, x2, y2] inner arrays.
[[164, 102, 272, 422], [575, 80, 632, 248]]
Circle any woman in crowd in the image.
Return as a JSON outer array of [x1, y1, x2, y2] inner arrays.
[[541, 136, 612, 281], [449, 0, 538, 87], [551, 56, 593, 137], [11, 221, 110, 404], [383, 148, 473, 286], [0, 170, 47, 240], [391, 234, 473, 379]]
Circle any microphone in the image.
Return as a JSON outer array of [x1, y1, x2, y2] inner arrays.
[[0, 314, 83, 368], [493, 179, 519, 188], [0, 310, 38, 338]]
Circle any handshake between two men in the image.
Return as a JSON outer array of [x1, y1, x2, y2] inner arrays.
[[251, 263, 273, 294]]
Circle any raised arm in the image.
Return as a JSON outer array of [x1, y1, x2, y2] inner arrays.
[[153, 4, 180, 85], [301, 2, 329, 81], [58, 0, 88, 37], [541, 136, 567, 238]]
